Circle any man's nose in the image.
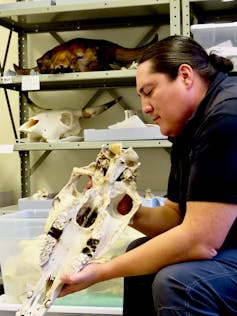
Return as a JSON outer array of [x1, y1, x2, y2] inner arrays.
[[141, 99, 152, 114]]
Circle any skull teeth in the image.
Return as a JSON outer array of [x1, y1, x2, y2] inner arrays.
[[40, 235, 57, 266]]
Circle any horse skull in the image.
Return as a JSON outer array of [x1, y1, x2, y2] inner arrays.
[[16, 143, 141, 316]]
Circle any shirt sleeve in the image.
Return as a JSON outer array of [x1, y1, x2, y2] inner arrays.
[[187, 114, 237, 203]]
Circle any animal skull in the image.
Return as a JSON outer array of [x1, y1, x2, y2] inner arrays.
[[19, 109, 82, 142], [18, 98, 121, 142], [16, 143, 141, 316]]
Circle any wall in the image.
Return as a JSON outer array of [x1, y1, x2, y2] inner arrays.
[[0, 1, 171, 204]]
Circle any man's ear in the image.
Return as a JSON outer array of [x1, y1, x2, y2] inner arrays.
[[178, 64, 193, 88]]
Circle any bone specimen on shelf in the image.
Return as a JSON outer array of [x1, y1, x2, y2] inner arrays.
[[16, 143, 141, 316], [18, 97, 121, 142]]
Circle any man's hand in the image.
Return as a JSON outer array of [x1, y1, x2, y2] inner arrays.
[[59, 263, 103, 297]]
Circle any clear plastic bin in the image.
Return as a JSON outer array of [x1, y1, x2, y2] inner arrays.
[[191, 22, 237, 48], [0, 210, 48, 300], [191, 22, 237, 70], [0, 209, 127, 309]]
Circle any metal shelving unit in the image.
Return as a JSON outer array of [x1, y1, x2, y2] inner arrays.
[[0, 70, 137, 91], [182, 0, 237, 36], [0, 0, 180, 34], [13, 139, 172, 151], [0, 0, 179, 196], [182, 0, 237, 74], [0, 139, 172, 152]]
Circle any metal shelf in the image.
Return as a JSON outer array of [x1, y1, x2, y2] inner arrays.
[[190, 0, 237, 22], [0, 0, 174, 33], [0, 70, 137, 91], [182, 0, 237, 36], [12, 139, 172, 151], [0, 0, 180, 197]]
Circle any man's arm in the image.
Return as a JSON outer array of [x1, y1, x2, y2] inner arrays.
[[108, 201, 237, 275], [130, 198, 182, 237], [59, 200, 237, 296]]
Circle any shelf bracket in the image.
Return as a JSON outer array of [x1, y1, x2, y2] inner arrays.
[[1, 29, 13, 76], [3, 89, 18, 140], [20, 150, 52, 196], [30, 151, 52, 176]]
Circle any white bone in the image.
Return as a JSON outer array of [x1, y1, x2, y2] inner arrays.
[[18, 98, 121, 143], [18, 110, 82, 142], [16, 143, 141, 316]]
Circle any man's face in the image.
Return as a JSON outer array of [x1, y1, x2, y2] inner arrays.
[[136, 60, 195, 137]]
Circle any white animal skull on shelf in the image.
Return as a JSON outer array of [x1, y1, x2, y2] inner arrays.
[[18, 109, 82, 142], [16, 143, 141, 316], [18, 97, 121, 142]]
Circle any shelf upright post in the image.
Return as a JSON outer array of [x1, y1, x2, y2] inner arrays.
[[170, 0, 181, 35], [18, 17, 30, 197], [20, 150, 31, 198], [182, 0, 191, 36]]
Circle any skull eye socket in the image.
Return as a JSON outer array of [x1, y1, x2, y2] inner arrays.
[[109, 193, 133, 217], [76, 206, 98, 228], [126, 160, 137, 168]]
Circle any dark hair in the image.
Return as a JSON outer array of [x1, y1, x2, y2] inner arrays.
[[139, 35, 233, 80]]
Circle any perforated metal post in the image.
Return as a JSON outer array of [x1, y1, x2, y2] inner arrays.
[[170, 0, 181, 35], [18, 23, 31, 197], [182, 0, 191, 36], [20, 151, 31, 197]]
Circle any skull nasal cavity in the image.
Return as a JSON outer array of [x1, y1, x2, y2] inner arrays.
[[76, 207, 98, 228], [26, 119, 39, 128]]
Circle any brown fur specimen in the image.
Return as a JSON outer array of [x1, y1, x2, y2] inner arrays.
[[13, 35, 158, 75]]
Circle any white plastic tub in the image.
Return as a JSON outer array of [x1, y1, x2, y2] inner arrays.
[[0, 301, 122, 316], [191, 22, 237, 70], [191, 22, 237, 49], [0, 209, 48, 300], [0, 209, 127, 314]]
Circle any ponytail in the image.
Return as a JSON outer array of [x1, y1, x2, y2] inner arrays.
[[139, 35, 233, 80], [208, 53, 233, 73]]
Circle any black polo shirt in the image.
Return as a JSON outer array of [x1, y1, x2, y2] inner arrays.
[[167, 72, 237, 249]]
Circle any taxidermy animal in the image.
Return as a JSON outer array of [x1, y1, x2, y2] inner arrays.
[[13, 34, 158, 75], [16, 143, 141, 316], [19, 97, 121, 142]]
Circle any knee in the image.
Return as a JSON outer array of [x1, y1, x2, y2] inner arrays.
[[152, 266, 174, 298], [152, 264, 188, 308]]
